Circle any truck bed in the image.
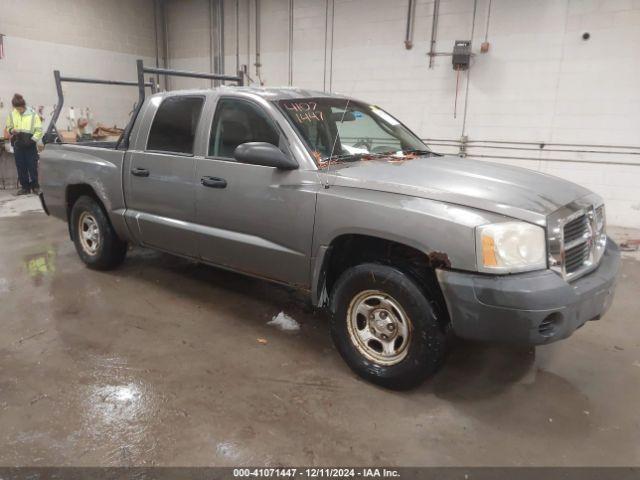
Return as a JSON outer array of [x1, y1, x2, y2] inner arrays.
[[39, 142, 127, 223]]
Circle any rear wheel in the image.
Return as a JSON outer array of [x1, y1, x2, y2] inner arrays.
[[70, 196, 127, 270], [330, 263, 447, 389]]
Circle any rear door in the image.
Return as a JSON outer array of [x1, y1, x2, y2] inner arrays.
[[124, 94, 205, 257], [194, 96, 319, 287]]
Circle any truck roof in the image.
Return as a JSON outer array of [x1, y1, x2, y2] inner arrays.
[[151, 86, 349, 101]]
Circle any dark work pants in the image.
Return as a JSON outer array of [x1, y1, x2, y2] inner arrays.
[[14, 143, 39, 190]]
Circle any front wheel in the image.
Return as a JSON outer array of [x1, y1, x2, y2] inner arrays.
[[330, 263, 447, 389], [70, 195, 127, 270]]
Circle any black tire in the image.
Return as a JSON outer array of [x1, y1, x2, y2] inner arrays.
[[330, 263, 447, 390], [70, 195, 127, 270]]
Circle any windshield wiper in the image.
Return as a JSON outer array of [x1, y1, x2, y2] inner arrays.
[[324, 152, 389, 163], [320, 149, 430, 165], [401, 148, 433, 156]]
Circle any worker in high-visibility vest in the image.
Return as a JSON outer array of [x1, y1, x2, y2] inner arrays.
[[5, 93, 42, 195]]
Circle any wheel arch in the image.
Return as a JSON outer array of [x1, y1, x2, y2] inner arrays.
[[64, 183, 126, 242], [312, 233, 451, 326], [66, 184, 101, 238]]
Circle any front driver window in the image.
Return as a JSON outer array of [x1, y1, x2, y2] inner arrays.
[[209, 98, 280, 158]]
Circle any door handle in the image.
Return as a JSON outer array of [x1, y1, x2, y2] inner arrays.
[[201, 176, 227, 188], [131, 167, 150, 177]]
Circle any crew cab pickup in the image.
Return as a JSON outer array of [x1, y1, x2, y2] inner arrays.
[[39, 62, 620, 389]]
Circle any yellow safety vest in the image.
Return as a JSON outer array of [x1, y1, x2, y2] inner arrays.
[[5, 107, 43, 142]]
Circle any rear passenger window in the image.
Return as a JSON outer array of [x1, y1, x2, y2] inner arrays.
[[209, 98, 280, 158], [147, 96, 204, 154]]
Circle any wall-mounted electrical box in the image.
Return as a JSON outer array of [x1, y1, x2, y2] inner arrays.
[[452, 40, 471, 70]]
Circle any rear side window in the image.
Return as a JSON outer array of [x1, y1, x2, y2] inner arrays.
[[147, 96, 204, 154]]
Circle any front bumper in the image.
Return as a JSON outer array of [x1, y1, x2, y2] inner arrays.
[[436, 238, 620, 345]]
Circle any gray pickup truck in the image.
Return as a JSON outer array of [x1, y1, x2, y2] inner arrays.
[[39, 62, 619, 389]]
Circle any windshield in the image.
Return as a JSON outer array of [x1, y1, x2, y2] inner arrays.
[[277, 98, 430, 165]]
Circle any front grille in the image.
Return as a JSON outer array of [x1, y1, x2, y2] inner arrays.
[[564, 241, 590, 273], [548, 197, 607, 282], [563, 213, 591, 274], [563, 214, 589, 244]]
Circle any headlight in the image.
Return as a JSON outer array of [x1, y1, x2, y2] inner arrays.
[[593, 205, 607, 263], [476, 221, 546, 273]]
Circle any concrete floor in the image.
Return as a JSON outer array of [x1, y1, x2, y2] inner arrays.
[[1, 191, 639, 467]]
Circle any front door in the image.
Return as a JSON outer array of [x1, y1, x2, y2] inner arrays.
[[195, 97, 318, 287], [124, 95, 205, 257]]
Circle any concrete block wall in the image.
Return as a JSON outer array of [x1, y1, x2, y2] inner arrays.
[[164, 0, 213, 90], [166, 0, 640, 228], [0, 0, 157, 133]]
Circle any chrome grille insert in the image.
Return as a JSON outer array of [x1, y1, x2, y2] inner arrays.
[[547, 194, 607, 282], [564, 241, 590, 273], [563, 214, 589, 245]]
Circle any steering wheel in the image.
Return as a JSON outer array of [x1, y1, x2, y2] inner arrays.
[[372, 145, 396, 154], [352, 138, 372, 151]]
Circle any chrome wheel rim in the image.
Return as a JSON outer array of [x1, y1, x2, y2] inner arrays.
[[346, 290, 412, 366], [78, 212, 100, 255]]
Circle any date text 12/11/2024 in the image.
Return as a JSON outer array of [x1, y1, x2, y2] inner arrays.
[[233, 468, 401, 478]]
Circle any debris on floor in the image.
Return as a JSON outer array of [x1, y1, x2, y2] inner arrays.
[[267, 311, 301, 332], [620, 239, 640, 252], [0, 192, 42, 218], [256, 338, 268, 345], [609, 227, 640, 260]]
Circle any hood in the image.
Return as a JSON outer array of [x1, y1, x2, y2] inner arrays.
[[326, 155, 594, 224]]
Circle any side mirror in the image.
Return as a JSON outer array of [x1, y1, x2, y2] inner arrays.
[[234, 142, 298, 170]]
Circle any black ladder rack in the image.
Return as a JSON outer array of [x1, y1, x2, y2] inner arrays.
[[44, 59, 244, 147], [119, 60, 244, 149], [44, 71, 156, 144]]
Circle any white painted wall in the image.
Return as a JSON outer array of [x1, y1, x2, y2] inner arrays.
[[3, 0, 638, 225], [0, 0, 157, 132], [166, 0, 640, 228]]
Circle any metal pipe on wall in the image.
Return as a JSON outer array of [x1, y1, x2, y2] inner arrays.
[[420, 138, 640, 167], [153, 0, 160, 82], [254, 0, 262, 84], [429, 143, 640, 156], [424, 137, 640, 152], [464, 154, 640, 167], [484, 0, 493, 43], [460, 0, 478, 146], [247, 0, 251, 70], [288, 0, 294, 86], [236, 0, 240, 73], [209, 0, 225, 87], [209, 0, 215, 87], [404, 0, 416, 49], [218, 0, 225, 81], [328, 0, 335, 92], [428, 0, 440, 68], [162, 0, 170, 90], [323, 0, 329, 91]]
